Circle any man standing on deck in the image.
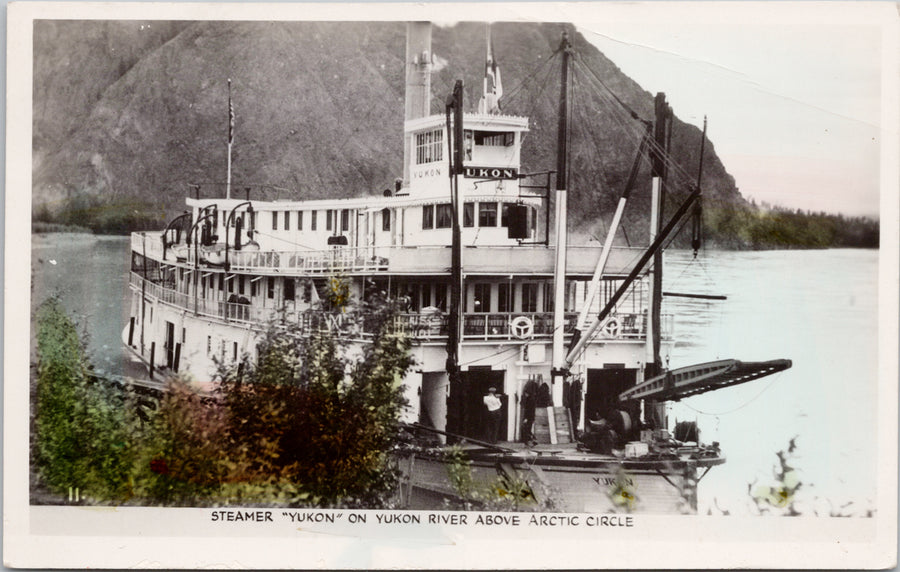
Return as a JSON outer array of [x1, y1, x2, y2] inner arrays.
[[483, 387, 503, 443]]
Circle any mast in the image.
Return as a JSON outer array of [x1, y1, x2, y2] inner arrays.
[[646, 93, 671, 379], [551, 32, 572, 405], [445, 80, 465, 436]]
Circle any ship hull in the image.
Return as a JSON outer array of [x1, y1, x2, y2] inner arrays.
[[395, 447, 724, 514]]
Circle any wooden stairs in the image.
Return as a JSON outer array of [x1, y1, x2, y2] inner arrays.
[[533, 406, 575, 445]]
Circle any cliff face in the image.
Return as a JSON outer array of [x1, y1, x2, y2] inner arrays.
[[32, 20, 745, 239]]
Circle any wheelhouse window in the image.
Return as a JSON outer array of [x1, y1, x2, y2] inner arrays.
[[474, 131, 515, 146], [478, 202, 498, 227], [436, 204, 453, 229], [382, 208, 391, 231], [473, 283, 491, 313], [415, 129, 443, 164], [463, 202, 474, 227], [422, 205, 434, 230]]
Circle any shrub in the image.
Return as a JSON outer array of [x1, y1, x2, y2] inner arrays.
[[33, 298, 140, 502]]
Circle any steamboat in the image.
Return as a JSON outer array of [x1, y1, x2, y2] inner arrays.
[[123, 22, 790, 513]]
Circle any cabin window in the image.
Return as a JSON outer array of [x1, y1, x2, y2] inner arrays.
[[436, 204, 453, 229], [422, 205, 434, 230], [415, 129, 443, 164], [463, 203, 475, 227], [311, 210, 318, 231], [474, 131, 515, 147], [182, 328, 186, 344], [501, 203, 510, 227], [543, 282, 555, 312], [326, 210, 333, 231], [521, 283, 538, 313], [478, 202, 498, 227], [284, 278, 295, 301], [218, 274, 224, 291], [267, 276, 275, 299], [272, 211, 278, 231], [297, 211, 303, 230], [228, 275, 234, 293], [233, 342, 238, 362], [284, 211, 290, 231], [473, 283, 492, 313], [464, 130, 474, 161], [251, 279, 257, 298], [341, 209, 350, 232], [238, 275, 245, 295], [498, 283, 512, 313], [382, 208, 391, 231]]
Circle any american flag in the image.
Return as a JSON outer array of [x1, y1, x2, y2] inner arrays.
[[228, 78, 234, 145]]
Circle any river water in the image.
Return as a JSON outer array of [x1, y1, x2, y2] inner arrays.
[[30, 235, 879, 515]]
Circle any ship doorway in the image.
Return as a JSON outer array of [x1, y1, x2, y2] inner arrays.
[[585, 366, 639, 426], [460, 367, 507, 443], [164, 321, 175, 369]]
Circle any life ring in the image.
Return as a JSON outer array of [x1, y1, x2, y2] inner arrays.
[[509, 316, 534, 339], [600, 317, 621, 339]]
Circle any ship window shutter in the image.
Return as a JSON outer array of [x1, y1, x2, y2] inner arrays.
[[508, 204, 529, 239], [436, 204, 453, 229], [382, 208, 391, 231], [284, 211, 290, 231], [463, 203, 474, 227], [422, 205, 434, 229]]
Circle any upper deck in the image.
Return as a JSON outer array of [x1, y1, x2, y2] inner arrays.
[[132, 230, 649, 278]]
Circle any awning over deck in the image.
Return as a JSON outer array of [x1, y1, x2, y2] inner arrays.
[[618, 359, 793, 402]]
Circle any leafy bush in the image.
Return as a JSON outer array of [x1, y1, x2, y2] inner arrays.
[[33, 298, 140, 502]]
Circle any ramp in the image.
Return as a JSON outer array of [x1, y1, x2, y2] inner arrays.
[[618, 359, 792, 402]]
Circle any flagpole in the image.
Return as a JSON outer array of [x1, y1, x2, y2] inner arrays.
[[226, 78, 234, 200]]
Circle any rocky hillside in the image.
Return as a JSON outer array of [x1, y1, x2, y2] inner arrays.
[[33, 20, 744, 241]]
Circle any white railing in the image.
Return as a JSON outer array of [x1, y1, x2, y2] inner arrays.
[[129, 272, 671, 341]]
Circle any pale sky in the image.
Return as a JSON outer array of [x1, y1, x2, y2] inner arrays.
[[577, 8, 886, 217]]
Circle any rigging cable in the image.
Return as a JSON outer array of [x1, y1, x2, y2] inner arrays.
[[679, 372, 785, 416]]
